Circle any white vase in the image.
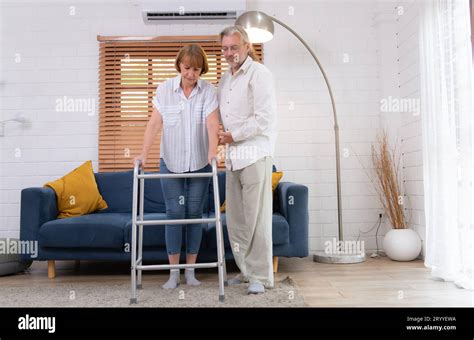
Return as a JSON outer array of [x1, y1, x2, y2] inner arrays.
[[383, 228, 422, 261]]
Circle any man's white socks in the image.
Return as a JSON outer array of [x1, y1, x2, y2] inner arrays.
[[248, 282, 265, 294], [227, 275, 243, 285], [228, 273, 249, 285]]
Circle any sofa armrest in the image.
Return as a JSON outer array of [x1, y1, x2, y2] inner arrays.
[[276, 182, 309, 257], [20, 187, 57, 259]]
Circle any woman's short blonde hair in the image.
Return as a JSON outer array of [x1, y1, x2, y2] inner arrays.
[[175, 44, 209, 75]]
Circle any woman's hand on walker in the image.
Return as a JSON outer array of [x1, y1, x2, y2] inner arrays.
[[208, 151, 217, 166], [133, 154, 147, 168]]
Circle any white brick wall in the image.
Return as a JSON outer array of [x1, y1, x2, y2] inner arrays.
[[397, 1, 425, 259], [250, 0, 385, 253], [1, 0, 424, 255], [375, 0, 425, 257]]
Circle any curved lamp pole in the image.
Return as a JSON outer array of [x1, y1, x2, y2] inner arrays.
[[235, 11, 365, 264]]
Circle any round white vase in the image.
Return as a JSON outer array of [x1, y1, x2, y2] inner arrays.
[[383, 228, 421, 261]]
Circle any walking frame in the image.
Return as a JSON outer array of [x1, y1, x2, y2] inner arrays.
[[130, 158, 227, 304]]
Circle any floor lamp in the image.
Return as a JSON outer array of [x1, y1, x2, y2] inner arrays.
[[235, 11, 366, 264]]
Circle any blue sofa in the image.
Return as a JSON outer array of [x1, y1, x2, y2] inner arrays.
[[20, 168, 308, 278]]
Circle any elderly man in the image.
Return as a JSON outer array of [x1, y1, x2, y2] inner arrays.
[[217, 26, 278, 294]]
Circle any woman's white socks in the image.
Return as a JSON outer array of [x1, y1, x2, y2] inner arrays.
[[185, 268, 201, 286], [162, 269, 180, 289]]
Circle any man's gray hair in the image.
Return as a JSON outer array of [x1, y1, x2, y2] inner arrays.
[[219, 26, 258, 61], [219, 25, 252, 45]]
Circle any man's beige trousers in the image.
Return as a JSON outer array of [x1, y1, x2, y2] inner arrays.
[[225, 156, 274, 288]]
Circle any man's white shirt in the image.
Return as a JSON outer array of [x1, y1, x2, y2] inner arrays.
[[217, 56, 278, 171]]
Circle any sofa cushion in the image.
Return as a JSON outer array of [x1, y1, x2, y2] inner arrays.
[[94, 171, 133, 213], [270, 213, 290, 245], [205, 212, 290, 248], [125, 213, 167, 247], [38, 213, 131, 249], [124, 213, 208, 248]]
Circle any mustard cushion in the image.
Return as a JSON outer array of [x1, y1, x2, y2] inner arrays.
[[44, 160, 108, 219], [220, 171, 283, 213]]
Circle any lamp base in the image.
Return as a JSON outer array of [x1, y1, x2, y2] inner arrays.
[[313, 251, 366, 264]]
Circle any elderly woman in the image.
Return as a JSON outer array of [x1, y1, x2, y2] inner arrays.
[[135, 44, 220, 289]]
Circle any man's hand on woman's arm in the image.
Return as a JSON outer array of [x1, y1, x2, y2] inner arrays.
[[218, 131, 234, 145]]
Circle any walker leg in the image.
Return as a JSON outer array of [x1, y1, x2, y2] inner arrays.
[[131, 256, 138, 302], [131, 265, 137, 304], [215, 217, 225, 301], [130, 220, 138, 303], [222, 246, 228, 285], [212, 158, 226, 302], [137, 224, 143, 290], [130, 163, 139, 304], [137, 177, 144, 289]]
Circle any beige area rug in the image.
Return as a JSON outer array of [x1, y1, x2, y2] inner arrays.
[[0, 276, 306, 307]]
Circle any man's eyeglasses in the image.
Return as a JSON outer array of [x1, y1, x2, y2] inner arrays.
[[221, 45, 241, 53]]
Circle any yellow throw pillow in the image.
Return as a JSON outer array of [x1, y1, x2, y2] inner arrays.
[[271, 171, 284, 191], [220, 171, 283, 213], [220, 200, 226, 213], [44, 160, 108, 219]]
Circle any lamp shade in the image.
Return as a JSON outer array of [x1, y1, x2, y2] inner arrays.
[[235, 11, 274, 43]]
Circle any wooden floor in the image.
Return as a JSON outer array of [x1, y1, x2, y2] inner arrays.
[[3, 256, 473, 307], [277, 256, 474, 307]]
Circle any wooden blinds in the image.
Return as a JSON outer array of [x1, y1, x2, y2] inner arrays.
[[98, 35, 263, 172]]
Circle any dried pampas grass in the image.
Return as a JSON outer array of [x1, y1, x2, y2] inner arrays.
[[371, 131, 407, 229]]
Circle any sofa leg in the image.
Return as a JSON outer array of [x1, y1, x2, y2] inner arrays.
[[48, 260, 56, 279], [273, 256, 279, 273]]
